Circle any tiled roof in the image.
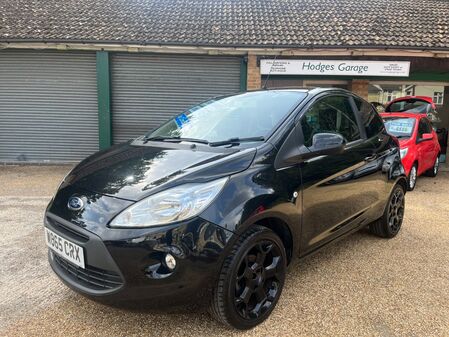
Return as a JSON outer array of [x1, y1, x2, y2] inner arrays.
[[1, 0, 448, 50]]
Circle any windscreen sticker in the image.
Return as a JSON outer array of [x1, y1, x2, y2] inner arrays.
[[175, 113, 189, 128], [387, 121, 413, 134]]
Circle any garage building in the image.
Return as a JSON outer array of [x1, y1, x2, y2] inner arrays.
[[1, 0, 449, 163]]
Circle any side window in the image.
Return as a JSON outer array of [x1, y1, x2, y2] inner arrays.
[[424, 118, 435, 132], [301, 95, 361, 147], [417, 119, 431, 138], [353, 97, 385, 138], [418, 118, 432, 138]]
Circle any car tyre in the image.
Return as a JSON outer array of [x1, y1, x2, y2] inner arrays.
[[369, 184, 405, 238], [425, 155, 439, 177], [407, 163, 418, 191], [210, 225, 287, 330]]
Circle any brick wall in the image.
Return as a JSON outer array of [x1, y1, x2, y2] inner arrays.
[[247, 54, 261, 90], [349, 79, 369, 100]]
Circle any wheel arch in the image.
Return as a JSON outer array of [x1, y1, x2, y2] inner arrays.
[[396, 176, 408, 193], [254, 217, 294, 265]]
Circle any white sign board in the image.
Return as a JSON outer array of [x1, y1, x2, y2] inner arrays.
[[260, 60, 410, 77]]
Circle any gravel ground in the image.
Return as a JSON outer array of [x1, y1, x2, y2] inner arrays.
[[0, 165, 448, 337]]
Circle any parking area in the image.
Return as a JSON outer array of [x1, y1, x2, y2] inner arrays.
[[0, 165, 448, 337]]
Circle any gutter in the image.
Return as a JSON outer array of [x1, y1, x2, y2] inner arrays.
[[1, 40, 449, 58]]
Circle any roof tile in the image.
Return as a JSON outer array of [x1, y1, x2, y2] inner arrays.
[[0, 0, 448, 49]]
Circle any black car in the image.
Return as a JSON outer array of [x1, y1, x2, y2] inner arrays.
[[45, 88, 407, 330]]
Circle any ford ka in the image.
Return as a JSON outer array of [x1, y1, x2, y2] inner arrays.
[[45, 88, 407, 329]]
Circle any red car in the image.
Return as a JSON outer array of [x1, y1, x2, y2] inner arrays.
[[381, 112, 441, 190]]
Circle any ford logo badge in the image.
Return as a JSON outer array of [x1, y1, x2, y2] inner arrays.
[[67, 196, 85, 211]]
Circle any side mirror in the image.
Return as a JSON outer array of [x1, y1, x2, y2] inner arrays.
[[287, 133, 346, 162], [309, 133, 346, 155], [421, 133, 433, 141], [278, 131, 346, 168]]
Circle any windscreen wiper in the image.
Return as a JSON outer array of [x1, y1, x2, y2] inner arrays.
[[143, 135, 209, 144], [209, 136, 265, 147]]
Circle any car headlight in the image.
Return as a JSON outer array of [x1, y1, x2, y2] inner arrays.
[[109, 177, 228, 228], [400, 147, 408, 159]]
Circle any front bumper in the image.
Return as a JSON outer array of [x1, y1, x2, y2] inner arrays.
[[45, 212, 234, 303]]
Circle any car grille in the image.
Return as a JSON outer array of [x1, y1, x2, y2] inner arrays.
[[53, 253, 123, 291], [46, 217, 89, 243]]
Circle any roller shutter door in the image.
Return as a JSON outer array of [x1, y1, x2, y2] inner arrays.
[[0, 50, 98, 163], [111, 54, 241, 143]]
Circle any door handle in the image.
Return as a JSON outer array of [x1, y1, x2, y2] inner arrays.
[[365, 154, 378, 162]]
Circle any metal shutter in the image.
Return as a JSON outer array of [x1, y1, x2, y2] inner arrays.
[[0, 50, 98, 163], [111, 54, 241, 143]]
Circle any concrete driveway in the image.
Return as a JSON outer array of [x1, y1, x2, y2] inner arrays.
[[1, 165, 448, 337]]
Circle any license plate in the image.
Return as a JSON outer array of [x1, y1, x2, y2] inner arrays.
[[45, 227, 85, 269]]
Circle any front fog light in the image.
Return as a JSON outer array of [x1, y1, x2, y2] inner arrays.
[[165, 253, 177, 270]]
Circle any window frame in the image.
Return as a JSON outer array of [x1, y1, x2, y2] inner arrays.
[[385, 90, 398, 102], [296, 93, 366, 148], [416, 118, 432, 142], [433, 91, 443, 105], [351, 95, 385, 139], [422, 117, 433, 133]]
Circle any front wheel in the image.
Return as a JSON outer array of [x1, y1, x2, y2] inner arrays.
[[210, 226, 287, 330], [369, 184, 405, 238], [425, 155, 439, 177]]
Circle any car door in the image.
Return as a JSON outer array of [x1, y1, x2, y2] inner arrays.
[[416, 118, 434, 173], [299, 94, 383, 254], [353, 96, 393, 195]]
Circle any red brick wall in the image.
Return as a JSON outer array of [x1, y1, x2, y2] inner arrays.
[[349, 79, 369, 100], [247, 54, 261, 90]]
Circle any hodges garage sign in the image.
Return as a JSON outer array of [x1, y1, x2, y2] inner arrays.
[[260, 60, 410, 77]]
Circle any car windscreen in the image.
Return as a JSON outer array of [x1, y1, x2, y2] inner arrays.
[[146, 91, 307, 143], [383, 117, 416, 138], [385, 99, 429, 113]]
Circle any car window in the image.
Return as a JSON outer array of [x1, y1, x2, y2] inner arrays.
[[417, 120, 427, 138], [148, 91, 307, 143], [301, 95, 361, 147], [385, 99, 429, 113], [354, 97, 385, 138], [417, 118, 432, 138], [424, 118, 436, 132]]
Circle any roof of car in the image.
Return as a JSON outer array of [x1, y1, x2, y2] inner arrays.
[[262, 87, 351, 95], [1, 0, 449, 50]]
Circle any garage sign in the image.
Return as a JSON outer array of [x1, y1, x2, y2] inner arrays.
[[260, 60, 410, 77]]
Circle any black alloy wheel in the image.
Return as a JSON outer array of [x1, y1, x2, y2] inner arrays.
[[210, 226, 286, 330], [369, 184, 405, 238], [234, 240, 283, 320], [387, 187, 405, 234]]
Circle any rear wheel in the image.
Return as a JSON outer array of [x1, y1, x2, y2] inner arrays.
[[425, 155, 439, 177], [210, 226, 286, 330], [369, 184, 405, 238], [407, 164, 417, 191]]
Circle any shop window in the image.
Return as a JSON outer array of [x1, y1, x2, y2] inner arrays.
[[433, 92, 443, 105]]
